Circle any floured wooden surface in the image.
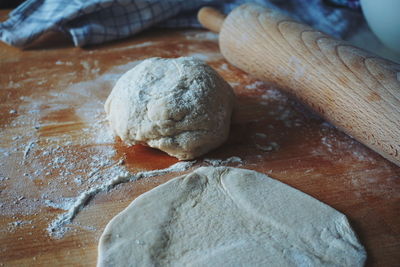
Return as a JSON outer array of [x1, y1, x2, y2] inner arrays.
[[0, 27, 399, 266]]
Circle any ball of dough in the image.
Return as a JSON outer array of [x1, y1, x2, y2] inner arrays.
[[105, 57, 235, 160]]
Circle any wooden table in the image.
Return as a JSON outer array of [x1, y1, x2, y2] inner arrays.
[[0, 14, 399, 267]]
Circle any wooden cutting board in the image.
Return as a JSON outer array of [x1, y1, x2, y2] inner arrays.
[[0, 13, 399, 267]]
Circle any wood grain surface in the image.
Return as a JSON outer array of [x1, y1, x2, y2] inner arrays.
[[0, 15, 399, 267]]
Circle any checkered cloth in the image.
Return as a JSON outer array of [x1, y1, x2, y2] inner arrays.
[[0, 0, 361, 48]]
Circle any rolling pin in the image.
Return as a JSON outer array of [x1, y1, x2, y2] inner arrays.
[[198, 4, 400, 167]]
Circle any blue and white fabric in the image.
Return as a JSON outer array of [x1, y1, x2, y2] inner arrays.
[[0, 0, 361, 48]]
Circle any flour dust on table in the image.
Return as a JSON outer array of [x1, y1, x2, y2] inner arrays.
[[98, 167, 366, 267]]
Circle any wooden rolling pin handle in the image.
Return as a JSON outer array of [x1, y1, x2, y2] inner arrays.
[[197, 7, 226, 33], [198, 5, 400, 166]]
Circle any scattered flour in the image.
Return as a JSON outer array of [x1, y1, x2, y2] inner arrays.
[[44, 198, 76, 210], [23, 141, 36, 160], [183, 31, 218, 41], [7, 81, 22, 88], [261, 88, 288, 102], [105, 41, 159, 52], [0, 60, 145, 222], [255, 142, 280, 152], [220, 63, 229, 71], [318, 125, 374, 163], [228, 81, 240, 88], [6, 220, 33, 233], [47, 161, 196, 238], [203, 156, 243, 166], [55, 60, 74, 66], [245, 81, 265, 90]]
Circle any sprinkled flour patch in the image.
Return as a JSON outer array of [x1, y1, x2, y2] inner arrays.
[[317, 124, 375, 163], [5, 220, 33, 233], [183, 31, 218, 41], [0, 60, 144, 222], [47, 161, 196, 238], [255, 142, 280, 152], [204, 156, 243, 166], [245, 81, 265, 90]]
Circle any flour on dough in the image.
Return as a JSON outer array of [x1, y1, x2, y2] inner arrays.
[[105, 57, 235, 160], [97, 167, 366, 267]]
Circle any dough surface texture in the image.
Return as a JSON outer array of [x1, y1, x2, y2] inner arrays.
[[105, 57, 235, 160], [98, 167, 366, 267]]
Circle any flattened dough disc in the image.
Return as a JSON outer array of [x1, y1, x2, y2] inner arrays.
[[98, 167, 366, 266]]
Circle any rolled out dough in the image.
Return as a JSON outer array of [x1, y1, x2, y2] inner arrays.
[[98, 167, 366, 266]]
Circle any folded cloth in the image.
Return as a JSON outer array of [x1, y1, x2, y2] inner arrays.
[[0, 0, 361, 48]]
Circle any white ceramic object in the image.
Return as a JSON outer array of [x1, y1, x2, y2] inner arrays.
[[360, 0, 400, 54]]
